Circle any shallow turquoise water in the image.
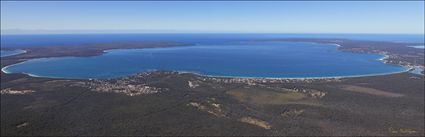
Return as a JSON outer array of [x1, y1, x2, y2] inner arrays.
[[3, 42, 406, 79], [409, 45, 425, 49], [1, 50, 26, 57]]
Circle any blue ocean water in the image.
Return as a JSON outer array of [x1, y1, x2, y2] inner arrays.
[[1, 33, 424, 48], [3, 42, 406, 79], [1, 49, 26, 57]]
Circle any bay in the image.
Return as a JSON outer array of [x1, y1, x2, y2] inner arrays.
[[2, 42, 406, 79]]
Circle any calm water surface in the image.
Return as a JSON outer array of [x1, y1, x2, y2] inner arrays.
[[3, 42, 406, 79], [1, 33, 424, 48]]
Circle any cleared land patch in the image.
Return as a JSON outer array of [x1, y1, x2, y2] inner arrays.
[[238, 116, 271, 129], [340, 85, 404, 97], [226, 87, 305, 105]]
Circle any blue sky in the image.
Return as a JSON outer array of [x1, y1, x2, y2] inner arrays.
[[1, 1, 424, 34]]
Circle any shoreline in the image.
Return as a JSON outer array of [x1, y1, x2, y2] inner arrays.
[[378, 54, 389, 61], [408, 45, 425, 49], [176, 66, 410, 80], [1, 62, 411, 81], [0, 49, 27, 57], [0, 66, 410, 80]]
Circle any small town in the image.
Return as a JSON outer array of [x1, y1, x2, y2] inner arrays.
[[81, 79, 168, 96]]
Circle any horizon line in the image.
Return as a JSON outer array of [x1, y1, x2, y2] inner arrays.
[[1, 29, 424, 35], [1, 32, 424, 36]]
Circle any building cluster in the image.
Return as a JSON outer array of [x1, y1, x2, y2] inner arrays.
[[122, 71, 343, 87], [344, 48, 424, 73], [83, 80, 167, 96], [199, 76, 341, 84], [77, 70, 334, 97], [0, 88, 35, 95]]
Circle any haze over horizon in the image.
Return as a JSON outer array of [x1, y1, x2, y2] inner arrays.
[[1, 1, 424, 34]]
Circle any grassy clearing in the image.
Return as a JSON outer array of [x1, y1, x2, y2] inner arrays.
[[340, 85, 404, 97], [226, 87, 305, 105]]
